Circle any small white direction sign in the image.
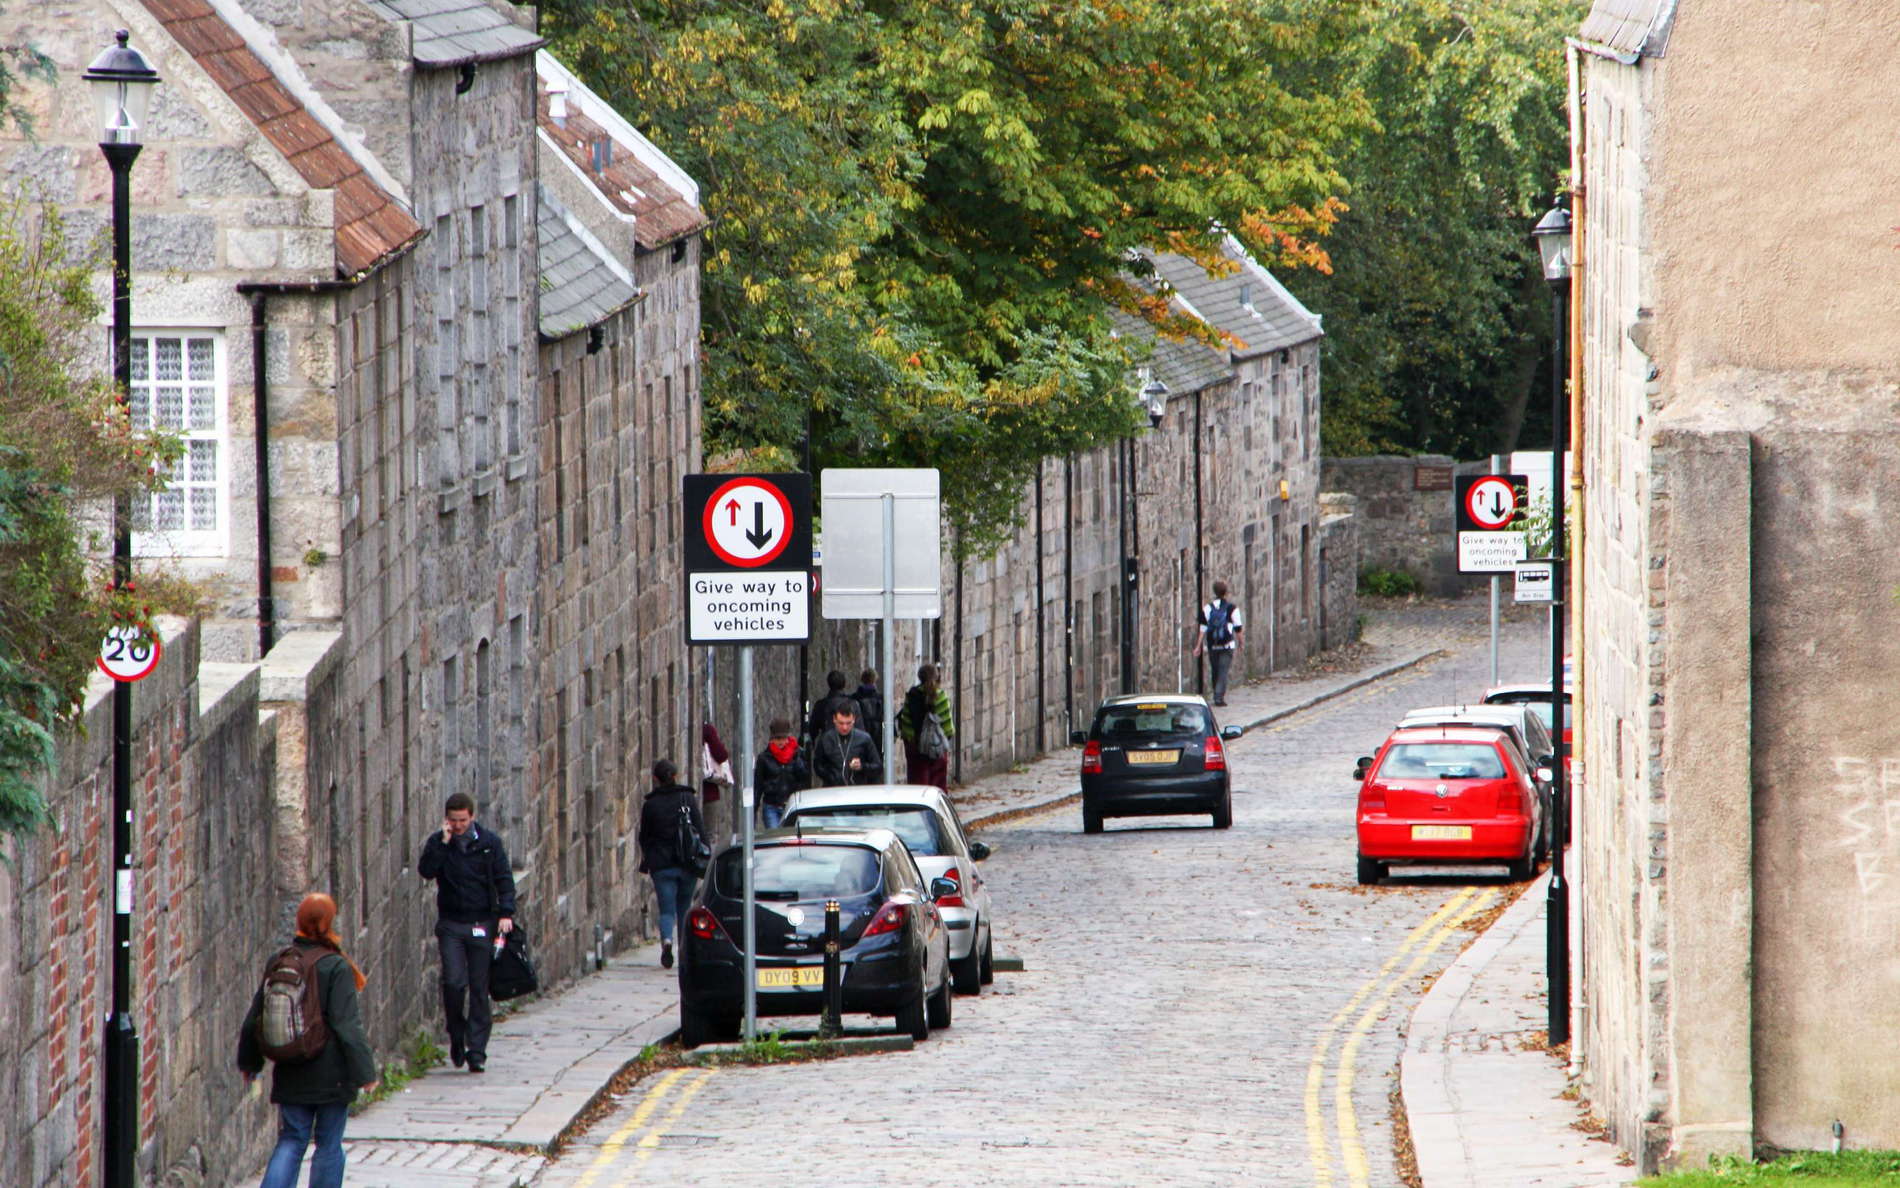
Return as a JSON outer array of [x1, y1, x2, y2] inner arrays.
[[1514, 560, 1555, 603], [1458, 531, 1528, 574], [687, 571, 811, 643], [97, 624, 161, 683]]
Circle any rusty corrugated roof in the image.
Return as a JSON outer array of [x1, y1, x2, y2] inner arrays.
[[536, 89, 708, 251], [142, 0, 423, 277]]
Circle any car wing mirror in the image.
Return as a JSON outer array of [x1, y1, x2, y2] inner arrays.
[[1220, 725, 1243, 741], [969, 841, 991, 862], [1536, 766, 1554, 784], [1353, 756, 1373, 780], [1070, 730, 1089, 746], [929, 876, 959, 901]]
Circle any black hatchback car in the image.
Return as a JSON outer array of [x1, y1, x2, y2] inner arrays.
[[677, 827, 953, 1047], [1072, 695, 1244, 832]]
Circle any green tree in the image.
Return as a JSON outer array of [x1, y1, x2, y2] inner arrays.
[[544, 0, 1367, 547], [0, 202, 183, 846], [1280, 0, 1585, 459]]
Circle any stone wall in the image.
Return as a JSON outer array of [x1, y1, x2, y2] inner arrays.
[[1318, 454, 1490, 596], [0, 622, 296, 1187]]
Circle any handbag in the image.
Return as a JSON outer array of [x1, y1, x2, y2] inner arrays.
[[490, 922, 540, 1001], [701, 742, 733, 786]]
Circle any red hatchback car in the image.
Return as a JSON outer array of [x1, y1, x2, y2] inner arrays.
[[1354, 726, 1542, 885]]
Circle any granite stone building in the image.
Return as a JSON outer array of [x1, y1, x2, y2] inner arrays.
[[1569, 0, 1900, 1170], [0, 0, 703, 1181]]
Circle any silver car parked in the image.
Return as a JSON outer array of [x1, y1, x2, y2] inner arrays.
[[780, 784, 995, 994]]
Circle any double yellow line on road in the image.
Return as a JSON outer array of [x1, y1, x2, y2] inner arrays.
[[1303, 887, 1496, 1188], [571, 1066, 716, 1185]]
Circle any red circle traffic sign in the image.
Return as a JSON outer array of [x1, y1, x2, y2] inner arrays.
[[701, 477, 794, 567], [1464, 476, 1519, 530], [97, 625, 162, 683]]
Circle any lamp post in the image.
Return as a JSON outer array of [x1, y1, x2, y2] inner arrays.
[[1119, 378, 1167, 692], [85, 30, 159, 1188], [1531, 200, 1572, 1047]]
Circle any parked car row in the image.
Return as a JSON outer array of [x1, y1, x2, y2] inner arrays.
[[677, 784, 995, 1047], [1353, 686, 1568, 886]]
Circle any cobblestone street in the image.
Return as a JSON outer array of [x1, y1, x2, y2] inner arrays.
[[536, 598, 1549, 1186]]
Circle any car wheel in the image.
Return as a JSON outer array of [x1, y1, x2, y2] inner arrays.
[[680, 1004, 714, 1049], [978, 929, 995, 985], [896, 989, 929, 1041], [1356, 855, 1385, 886], [927, 970, 954, 1029], [952, 922, 983, 995], [1506, 854, 1535, 883], [1212, 794, 1233, 830], [1082, 802, 1104, 834]]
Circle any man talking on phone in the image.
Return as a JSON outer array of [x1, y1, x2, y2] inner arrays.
[[418, 792, 517, 1073]]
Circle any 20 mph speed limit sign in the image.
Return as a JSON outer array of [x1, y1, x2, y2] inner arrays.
[[98, 625, 161, 682]]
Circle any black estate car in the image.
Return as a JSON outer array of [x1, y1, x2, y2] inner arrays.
[[1072, 694, 1244, 833], [678, 828, 953, 1047]]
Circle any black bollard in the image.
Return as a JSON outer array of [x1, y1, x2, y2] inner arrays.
[[821, 898, 843, 1038]]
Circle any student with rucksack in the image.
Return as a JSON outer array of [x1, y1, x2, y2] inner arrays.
[[899, 664, 955, 791], [1192, 579, 1246, 706], [637, 760, 707, 970], [237, 892, 377, 1188]]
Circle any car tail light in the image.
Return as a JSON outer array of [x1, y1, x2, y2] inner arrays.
[[1496, 784, 1521, 814], [862, 900, 909, 937], [1360, 782, 1386, 813], [1081, 739, 1102, 774], [936, 871, 964, 909], [1203, 735, 1226, 771], [687, 907, 724, 941]]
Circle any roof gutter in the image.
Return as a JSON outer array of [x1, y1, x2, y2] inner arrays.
[[1567, 36, 1641, 66]]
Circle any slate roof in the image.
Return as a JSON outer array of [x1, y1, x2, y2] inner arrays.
[[1143, 238, 1324, 360], [536, 54, 709, 251], [1579, 0, 1679, 58], [142, 0, 423, 277], [364, 0, 544, 67], [536, 184, 639, 340], [1105, 308, 1231, 396]]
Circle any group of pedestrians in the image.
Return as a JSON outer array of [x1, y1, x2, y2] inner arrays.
[[752, 662, 955, 824]]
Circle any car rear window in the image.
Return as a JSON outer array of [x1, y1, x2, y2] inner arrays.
[[1488, 693, 1573, 729], [784, 807, 948, 857], [715, 844, 880, 901], [1095, 703, 1212, 741], [1378, 743, 1507, 780]]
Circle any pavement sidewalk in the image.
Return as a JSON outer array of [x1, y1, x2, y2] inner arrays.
[[1403, 871, 1638, 1188], [311, 608, 1451, 1185]]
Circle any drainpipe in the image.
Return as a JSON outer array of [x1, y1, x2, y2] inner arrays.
[[249, 292, 276, 658], [1193, 389, 1205, 695], [952, 529, 965, 785], [1063, 454, 1075, 736], [1034, 458, 1046, 753], [1565, 36, 1591, 1069]]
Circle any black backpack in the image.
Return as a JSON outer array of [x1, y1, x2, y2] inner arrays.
[[676, 803, 711, 877]]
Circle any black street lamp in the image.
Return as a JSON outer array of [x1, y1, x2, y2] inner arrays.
[[1119, 377, 1168, 692], [84, 29, 159, 1188], [1531, 200, 1572, 1047]]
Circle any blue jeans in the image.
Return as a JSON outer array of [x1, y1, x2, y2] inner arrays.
[[259, 1101, 348, 1188], [761, 803, 784, 829], [652, 867, 695, 944]]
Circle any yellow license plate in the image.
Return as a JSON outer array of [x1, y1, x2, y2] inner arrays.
[[1126, 750, 1180, 765], [757, 967, 825, 989], [1411, 825, 1473, 841]]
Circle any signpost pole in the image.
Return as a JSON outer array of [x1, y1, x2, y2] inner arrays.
[[881, 493, 897, 768], [739, 644, 757, 1042], [1489, 455, 1502, 687]]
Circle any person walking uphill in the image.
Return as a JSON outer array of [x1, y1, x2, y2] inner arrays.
[[812, 702, 883, 787], [900, 664, 955, 791], [804, 669, 857, 750], [754, 718, 807, 829], [237, 892, 378, 1188], [417, 792, 517, 1073], [639, 760, 707, 969], [1193, 580, 1246, 706]]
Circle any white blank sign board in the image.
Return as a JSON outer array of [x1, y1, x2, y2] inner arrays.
[[821, 468, 943, 619]]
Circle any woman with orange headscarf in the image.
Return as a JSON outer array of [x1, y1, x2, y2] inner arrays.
[[237, 893, 378, 1188]]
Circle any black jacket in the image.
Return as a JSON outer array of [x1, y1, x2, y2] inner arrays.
[[804, 692, 858, 745], [418, 823, 517, 923], [852, 685, 885, 756], [638, 784, 706, 873], [754, 745, 809, 808], [811, 727, 883, 788], [236, 940, 377, 1105]]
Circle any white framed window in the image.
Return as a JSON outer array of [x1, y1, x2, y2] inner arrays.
[[130, 331, 228, 557]]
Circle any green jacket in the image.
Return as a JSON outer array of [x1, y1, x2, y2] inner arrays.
[[898, 685, 954, 745], [236, 939, 377, 1105]]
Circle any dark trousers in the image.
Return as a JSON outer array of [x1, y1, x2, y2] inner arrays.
[[436, 918, 495, 1061], [904, 742, 949, 791], [1207, 648, 1236, 704]]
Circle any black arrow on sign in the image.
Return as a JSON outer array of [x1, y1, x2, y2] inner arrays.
[[1489, 490, 1507, 519], [746, 500, 775, 549]]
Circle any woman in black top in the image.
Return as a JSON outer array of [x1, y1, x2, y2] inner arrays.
[[637, 760, 706, 969]]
